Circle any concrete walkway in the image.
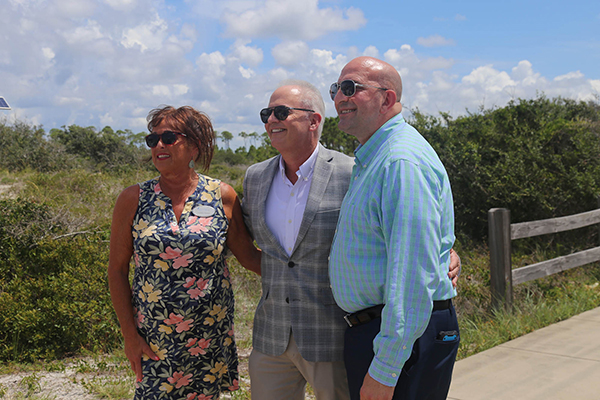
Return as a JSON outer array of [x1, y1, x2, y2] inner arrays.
[[448, 306, 600, 400]]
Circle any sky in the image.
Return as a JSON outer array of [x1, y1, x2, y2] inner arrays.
[[1, 0, 599, 149]]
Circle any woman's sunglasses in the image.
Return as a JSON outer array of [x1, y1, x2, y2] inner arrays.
[[260, 105, 315, 124], [145, 130, 187, 148], [329, 79, 389, 100]]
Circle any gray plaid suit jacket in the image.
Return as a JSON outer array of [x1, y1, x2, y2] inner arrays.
[[241, 144, 354, 362]]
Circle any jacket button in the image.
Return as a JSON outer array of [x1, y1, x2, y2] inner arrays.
[[288, 261, 295, 268], [286, 297, 290, 303]]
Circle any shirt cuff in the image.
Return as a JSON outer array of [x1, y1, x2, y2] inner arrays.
[[368, 351, 406, 387]]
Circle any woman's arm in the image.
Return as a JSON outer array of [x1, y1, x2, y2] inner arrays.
[[221, 182, 261, 275], [107, 185, 157, 382]]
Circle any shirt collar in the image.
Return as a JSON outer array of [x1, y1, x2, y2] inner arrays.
[[354, 113, 406, 168], [278, 144, 320, 183]]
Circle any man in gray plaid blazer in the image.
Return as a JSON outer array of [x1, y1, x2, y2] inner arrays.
[[242, 80, 354, 400]]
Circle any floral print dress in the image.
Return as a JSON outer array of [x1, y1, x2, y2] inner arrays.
[[131, 175, 238, 400]]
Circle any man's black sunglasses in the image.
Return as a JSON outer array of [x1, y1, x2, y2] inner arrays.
[[329, 79, 388, 100], [145, 130, 187, 148], [260, 105, 315, 124]]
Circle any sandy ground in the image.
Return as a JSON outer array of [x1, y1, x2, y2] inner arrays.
[[0, 354, 252, 400], [0, 184, 13, 196], [0, 367, 110, 399]]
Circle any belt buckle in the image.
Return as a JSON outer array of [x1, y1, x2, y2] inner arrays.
[[343, 314, 353, 327]]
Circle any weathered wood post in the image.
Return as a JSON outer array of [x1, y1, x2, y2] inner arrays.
[[489, 208, 512, 310], [597, 196, 600, 245]]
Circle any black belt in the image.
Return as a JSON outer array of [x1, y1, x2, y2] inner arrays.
[[343, 300, 452, 328]]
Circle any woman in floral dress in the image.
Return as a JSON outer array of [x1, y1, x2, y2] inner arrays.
[[108, 105, 261, 399]]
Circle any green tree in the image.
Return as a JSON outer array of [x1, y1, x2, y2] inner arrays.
[[220, 130, 233, 149], [49, 124, 144, 170], [0, 119, 71, 172], [249, 131, 260, 147], [239, 131, 249, 149], [319, 116, 358, 155], [411, 96, 600, 242]]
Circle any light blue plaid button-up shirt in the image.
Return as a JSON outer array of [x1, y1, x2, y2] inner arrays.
[[329, 112, 456, 387]]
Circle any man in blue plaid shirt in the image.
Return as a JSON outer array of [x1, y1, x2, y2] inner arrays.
[[329, 56, 460, 400]]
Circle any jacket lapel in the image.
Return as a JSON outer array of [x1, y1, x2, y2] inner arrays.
[[257, 155, 289, 257], [292, 144, 334, 254]]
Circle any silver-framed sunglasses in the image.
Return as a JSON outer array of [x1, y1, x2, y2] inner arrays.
[[329, 79, 388, 100]]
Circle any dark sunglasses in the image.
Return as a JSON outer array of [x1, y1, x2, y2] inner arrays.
[[329, 79, 388, 100], [260, 105, 315, 124], [145, 130, 187, 148]]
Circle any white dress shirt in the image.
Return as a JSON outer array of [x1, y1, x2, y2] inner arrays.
[[265, 146, 319, 256]]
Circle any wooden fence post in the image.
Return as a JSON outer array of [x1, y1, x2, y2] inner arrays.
[[597, 196, 600, 245], [489, 208, 512, 310]]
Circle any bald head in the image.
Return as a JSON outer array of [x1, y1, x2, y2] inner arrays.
[[334, 56, 404, 143], [343, 57, 403, 102]]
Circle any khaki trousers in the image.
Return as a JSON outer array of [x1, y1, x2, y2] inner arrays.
[[249, 332, 350, 400]]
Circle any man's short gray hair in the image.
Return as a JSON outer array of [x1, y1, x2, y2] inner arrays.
[[277, 79, 326, 137]]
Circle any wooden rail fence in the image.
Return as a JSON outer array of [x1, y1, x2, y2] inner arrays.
[[488, 207, 600, 309]]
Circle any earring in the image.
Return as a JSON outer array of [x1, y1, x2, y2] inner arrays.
[[189, 159, 195, 169]]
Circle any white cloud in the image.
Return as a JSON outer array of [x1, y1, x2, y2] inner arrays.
[[232, 41, 264, 66], [151, 85, 170, 97], [196, 51, 227, 79], [462, 65, 515, 93], [121, 15, 168, 52], [0, 0, 597, 144], [104, 0, 138, 12], [272, 41, 310, 67], [239, 65, 255, 79], [99, 112, 114, 127], [309, 49, 347, 73], [417, 34, 456, 48], [57, 96, 85, 106], [54, 0, 97, 18], [42, 47, 55, 60], [554, 71, 585, 81], [221, 0, 366, 40], [383, 46, 454, 82], [188, 0, 260, 19], [174, 84, 190, 96], [180, 24, 197, 42], [420, 56, 455, 71], [363, 46, 379, 58], [268, 67, 293, 84], [19, 18, 36, 33], [455, 14, 466, 21], [62, 20, 106, 44]]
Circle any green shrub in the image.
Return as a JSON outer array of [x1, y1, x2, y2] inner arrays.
[[49, 125, 148, 172], [412, 96, 600, 243], [0, 199, 120, 362], [0, 120, 77, 172]]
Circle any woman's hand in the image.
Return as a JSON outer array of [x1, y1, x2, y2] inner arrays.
[[124, 333, 159, 382], [108, 185, 156, 382]]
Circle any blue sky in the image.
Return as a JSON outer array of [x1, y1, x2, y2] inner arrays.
[[1, 0, 598, 149]]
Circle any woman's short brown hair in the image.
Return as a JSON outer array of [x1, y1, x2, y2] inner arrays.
[[146, 105, 215, 171]]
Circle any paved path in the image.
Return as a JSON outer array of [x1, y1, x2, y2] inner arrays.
[[448, 306, 600, 400]]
